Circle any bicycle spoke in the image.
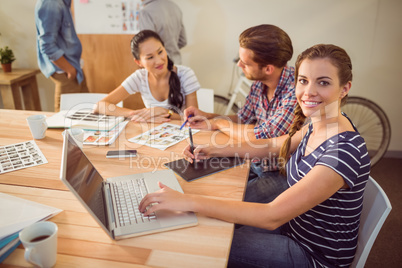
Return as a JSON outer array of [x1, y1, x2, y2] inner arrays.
[[342, 97, 391, 167]]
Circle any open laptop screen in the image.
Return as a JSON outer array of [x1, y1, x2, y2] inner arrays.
[[65, 134, 109, 229]]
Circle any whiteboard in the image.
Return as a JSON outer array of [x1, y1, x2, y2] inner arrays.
[[74, 0, 142, 34]]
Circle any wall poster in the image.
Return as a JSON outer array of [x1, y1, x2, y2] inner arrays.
[[74, 0, 142, 34]]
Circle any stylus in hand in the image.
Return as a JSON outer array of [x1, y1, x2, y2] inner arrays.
[[189, 127, 194, 155]]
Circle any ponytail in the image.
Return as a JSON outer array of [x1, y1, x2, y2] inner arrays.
[[279, 103, 306, 175], [167, 57, 183, 110]]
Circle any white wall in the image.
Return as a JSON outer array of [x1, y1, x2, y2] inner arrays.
[[174, 0, 402, 154], [0, 0, 54, 110], [1, 0, 401, 153]]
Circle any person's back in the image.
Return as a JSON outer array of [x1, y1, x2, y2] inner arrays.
[[35, 0, 89, 112], [139, 0, 186, 64]]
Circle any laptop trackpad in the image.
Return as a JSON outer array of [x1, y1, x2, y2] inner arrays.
[[144, 170, 183, 193], [156, 210, 197, 227]]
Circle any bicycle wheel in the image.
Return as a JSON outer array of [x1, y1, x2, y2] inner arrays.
[[341, 96, 391, 167], [214, 95, 239, 115]]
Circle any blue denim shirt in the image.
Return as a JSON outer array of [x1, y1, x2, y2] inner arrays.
[[35, 0, 84, 84]]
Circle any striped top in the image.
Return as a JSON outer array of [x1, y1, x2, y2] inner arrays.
[[121, 65, 200, 110], [284, 117, 371, 267]]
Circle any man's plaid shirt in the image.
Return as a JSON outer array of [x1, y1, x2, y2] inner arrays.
[[238, 65, 297, 139]]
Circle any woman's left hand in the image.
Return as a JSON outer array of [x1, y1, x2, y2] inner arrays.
[[129, 107, 171, 122]]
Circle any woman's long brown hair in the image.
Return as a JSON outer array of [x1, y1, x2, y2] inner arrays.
[[278, 44, 353, 174]]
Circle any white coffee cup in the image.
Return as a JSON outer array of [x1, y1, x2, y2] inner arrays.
[[69, 128, 84, 148], [26, 115, 48, 139], [19, 221, 58, 268]]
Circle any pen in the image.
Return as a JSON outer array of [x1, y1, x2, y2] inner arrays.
[[180, 114, 193, 130], [189, 127, 194, 155]]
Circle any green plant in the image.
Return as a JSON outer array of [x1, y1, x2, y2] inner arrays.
[[0, 46, 16, 64]]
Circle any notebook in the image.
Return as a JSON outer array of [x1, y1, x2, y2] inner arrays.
[[164, 157, 244, 182], [47, 109, 124, 131], [60, 132, 198, 240]]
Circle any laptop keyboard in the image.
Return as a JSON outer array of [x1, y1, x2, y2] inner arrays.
[[111, 178, 157, 227]]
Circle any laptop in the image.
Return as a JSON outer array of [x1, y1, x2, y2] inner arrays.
[[60, 132, 198, 240]]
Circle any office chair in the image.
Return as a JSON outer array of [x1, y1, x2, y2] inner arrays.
[[351, 176, 392, 268], [196, 88, 214, 113], [60, 93, 123, 111]]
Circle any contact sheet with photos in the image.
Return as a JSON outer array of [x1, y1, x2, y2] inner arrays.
[[0, 141, 48, 174], [83, 121, 128, 146], [128, 123, 199, 151]]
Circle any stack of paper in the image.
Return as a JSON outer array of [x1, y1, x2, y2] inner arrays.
[[0, 233, 20, 263], [0, 193, 62, 262]]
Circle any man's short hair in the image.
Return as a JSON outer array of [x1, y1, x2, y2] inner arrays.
[[239, 24, 293, 68]]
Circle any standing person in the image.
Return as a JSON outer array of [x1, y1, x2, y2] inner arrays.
[[35, 0, 89, 112], [141, 44, 371, 267], [95, 30, 199, 123], [139, 0, 187, 64]]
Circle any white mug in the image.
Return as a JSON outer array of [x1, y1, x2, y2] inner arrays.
[[26, 115, 48, 139], [19, 221, 58, 268]]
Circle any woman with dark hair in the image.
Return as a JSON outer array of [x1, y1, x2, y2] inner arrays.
[[140, 44, 370, 267], [95, 30, 200, 122]]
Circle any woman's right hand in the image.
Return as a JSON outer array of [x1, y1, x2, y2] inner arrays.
[[139, 182, 193, 216]]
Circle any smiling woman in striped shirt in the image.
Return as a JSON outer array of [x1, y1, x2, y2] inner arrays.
[[140, 44, 370, 267]]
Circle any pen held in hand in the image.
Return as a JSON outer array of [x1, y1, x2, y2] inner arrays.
[[180, 114, 194, 130], [189, 127, 194, 155]]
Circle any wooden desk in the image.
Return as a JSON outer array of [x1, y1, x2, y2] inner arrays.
[[0, 109, 249, 267], [0, 69, 41, 111]]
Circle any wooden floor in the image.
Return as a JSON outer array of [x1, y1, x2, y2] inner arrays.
[[366, 157, 402, 268]]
